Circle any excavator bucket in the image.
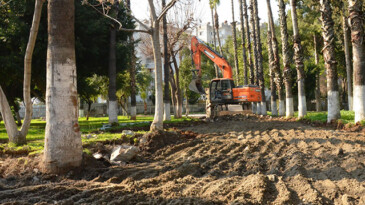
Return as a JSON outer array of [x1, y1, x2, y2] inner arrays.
[[189, 79, 205, 94]]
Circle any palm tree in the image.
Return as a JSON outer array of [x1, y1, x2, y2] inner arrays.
[[342, 7, 353, 111], [320, 0, 340, 122], [267, 18, 278, 116], [231, 0, 240, 84], [238, 0, 249, 85], [242, 0, 254, 85], [252, 0, 266, 115], [267, 0, 284, 116], [278, 0, 294, 117], [210, 0, 224, 55], [249, 0, 258, 113], [313, 33, 321, 112], [209, 0, 219, 77], [348, 0, 365, 123], [44, 0, 83, 173], [290, 0, 307, 118]]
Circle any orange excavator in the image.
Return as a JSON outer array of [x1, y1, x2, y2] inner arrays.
[[189, 36, 261, 115]]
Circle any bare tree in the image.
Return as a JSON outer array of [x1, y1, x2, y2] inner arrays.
[[279, 0, 294, 117], [348, 0, 365, 123], [86, 0, 180, 131], [320, 0, 340, 122], [290, 0, 307, 118], [0, 0, 44, 145]]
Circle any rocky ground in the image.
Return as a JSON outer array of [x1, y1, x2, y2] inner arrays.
[[1, 114, 365, 204]]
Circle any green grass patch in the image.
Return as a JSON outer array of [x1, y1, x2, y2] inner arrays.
[[0, 115, 194, 155]]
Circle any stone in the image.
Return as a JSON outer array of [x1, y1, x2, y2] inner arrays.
[[122, 130, 135, 136], [93, 152, 103, 160], [267, 174, 277, 182], [238, 134, 244, 140], [110, 145, 139, 162]]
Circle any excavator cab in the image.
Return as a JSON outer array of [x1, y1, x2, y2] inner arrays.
[[210, 79, 235, 104]]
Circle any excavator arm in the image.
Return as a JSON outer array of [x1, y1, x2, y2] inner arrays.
[[189, 36, 233, 94]]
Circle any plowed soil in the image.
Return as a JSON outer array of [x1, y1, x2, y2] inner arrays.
[[1, 115, 365, 204]]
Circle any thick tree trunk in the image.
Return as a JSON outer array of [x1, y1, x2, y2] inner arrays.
[[343, 11, 353, 111], [126, 0, 137, 120], [43, 0, 82, 173], [279, 0, 294, 117], [243, 0, 254, 85], [290, 0, 307, 118], [267, 22, 277, 116], [0, 0, 44, 144], [239, 0, 249, 85], [249, 0, 259, 114], [252, 0, 266, 115], [231, 0, 240, 85], [349, 0, 365, 123], [171, 52, 183, 118], [320, 0, 340, 122], [144, 100, 147, 115], [314, 34, 321, 112], [108, 21, 118, 124], [267, 0, 284, 116], [162, 0, 171, 121]]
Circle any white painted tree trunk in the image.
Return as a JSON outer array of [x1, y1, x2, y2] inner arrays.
[[278, 100, 285, 116], [286, 98, 294, 117], [164, 102, 171, 121], [108, 101, 118, 124], [251, 102, 256, 113], [271, 100, 278, 116], [0, 87, 20, 142], [327, 91, 340, 122], [298, 80, 307, 118], [354, 86, 365, 122], [43, 0, 82, 173], [256, 102, 261, 114], [261, 102, 267, 115], [130, 106, 136, 120]]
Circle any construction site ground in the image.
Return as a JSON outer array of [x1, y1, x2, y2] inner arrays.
[[1, 114, 365, 204]]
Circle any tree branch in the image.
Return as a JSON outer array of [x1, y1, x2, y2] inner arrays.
[[157, 0, 180, 22]]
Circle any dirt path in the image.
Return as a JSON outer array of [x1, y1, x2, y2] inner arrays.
[[1, 115, 365, 204]]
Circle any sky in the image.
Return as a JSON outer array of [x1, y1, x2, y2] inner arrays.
[[131, 0, 280, 25]]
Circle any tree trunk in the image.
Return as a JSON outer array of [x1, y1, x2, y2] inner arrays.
[[144, 100, 147, 115], [314, 33, 321, 112], [267, 17, 277, 116], [239, 0, 249, 85], [86, 101, 92, 121], [0, 0, 44, 145], [320, 0, 340, 122], [349, 0, 365, 123], [343, 10, 353, 111], [43, 0, 82, 173], [249, 0, 259, 114], [290, 0, 307, 118], [267, 0, 284, 116], [279, 0, 294, 117], [252, 0, 266, 115], [184, 90, 189, 117], [211, 7, 219, 78], [242, 0, 254, 85], [171, 52, 183, 118], [214, 9, 224, 55], [126, 0, 137, 120], [162, 0, 171, 121], [108, 16, 118, 124], [231, 0, 240, 85]]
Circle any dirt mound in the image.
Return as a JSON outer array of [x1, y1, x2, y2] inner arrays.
[[140, 130, 198, 153]]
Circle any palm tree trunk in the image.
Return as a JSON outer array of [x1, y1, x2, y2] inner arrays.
[[211, 7, 219, 78], [252, 0, 266, 115], [342, 10, 353, 111], [320, 0, 340, 122], [290, 0, 307, 118], [267, 0, 284, 116], [348, 0, 365, 123], [239, 0, 248, 85], [249, 0, 259, 114], [267, 20, 277, 116], [162, 0, 171, 121], [44, 0, 82, 173], [314, 33, 321, 112], [279, 0, 294, 117], [242, 0, 254, 85], [231, 0, 240, 85], [214, 8, 224, 55]]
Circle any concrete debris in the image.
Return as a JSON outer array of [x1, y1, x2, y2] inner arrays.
[[100, 124, 112, 131], [110, 145, 139, 162], [122, 130, 135, 136]]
